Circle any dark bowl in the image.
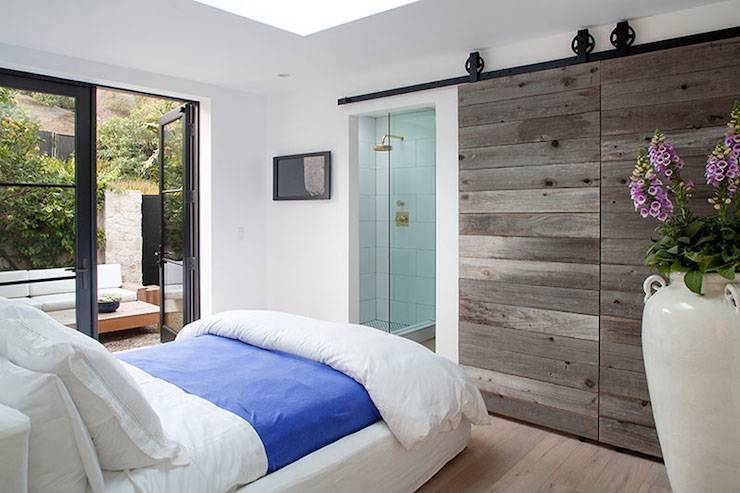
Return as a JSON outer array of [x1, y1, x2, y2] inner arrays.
[[98, 301, 120, 313]]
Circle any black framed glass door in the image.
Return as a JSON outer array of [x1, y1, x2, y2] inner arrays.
[[158, 104, 199, 342], [0, 71, 97, 337]]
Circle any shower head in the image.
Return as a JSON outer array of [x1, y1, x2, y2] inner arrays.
[[373, 134, 404, 152]]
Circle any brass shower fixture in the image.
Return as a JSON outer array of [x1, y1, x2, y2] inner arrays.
[[373, 134, 404, 152]]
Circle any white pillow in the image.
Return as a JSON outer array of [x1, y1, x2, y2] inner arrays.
[[0, 302, 185, 470], [0, 357, 105, 493]]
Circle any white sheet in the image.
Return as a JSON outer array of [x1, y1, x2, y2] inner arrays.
[[105, 363, 470, 493], [103, 363, 268, 493], [178, 310, 489, 449]]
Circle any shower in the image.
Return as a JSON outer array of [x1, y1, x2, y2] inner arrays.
[[357, 109, 436, 339], [373, 134, 404, 152]]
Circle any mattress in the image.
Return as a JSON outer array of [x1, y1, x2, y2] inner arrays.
[[104, 362, 470, 493]]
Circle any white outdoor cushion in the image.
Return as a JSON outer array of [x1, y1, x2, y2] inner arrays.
[[28, 292, 77, 312], [0, 357, 105, 493], [0, 402, 30, 493], [98, 287, 137, 303], [28, 267, 75, 297], [0, 270, 30, 299], [9, 297, 44, 310], [97, 264, 122, 290], [0, 302, 185, 471]]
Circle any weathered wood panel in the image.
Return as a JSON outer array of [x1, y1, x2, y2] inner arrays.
[[459, 342, 598, 392], [459, 138, 600, 170], [600, 341, 646, 373], [459, 213, 599, 239], [601, 157, 709, 188], [459, 63, 600, 106], [460, 188, 599, 214], [460, 235, 599, 263], [600, 316, 642, 347], [459, 62, 601, 444], [601, 238, 651, 266], [600, 394, 655, 428], [600, 264, 652, 293], [600, 367, 649, 401], [601, 65, 740, 110], [459, 257, 599, 290], [459, 300, 598, 341], [459, 111, 600, 148], [600, 289, 644, 319], [460, 278, 599, 315], [599, 418, 662, 457], [459, 162, 599, 191], [460, 87, 600, 127], [602, 125, 724, 162], [600, 37, 740, 84], [460, 322, 599, 365]]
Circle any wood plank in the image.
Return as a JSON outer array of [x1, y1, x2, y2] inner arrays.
[[601, 238, 651, 266], [459, 138, 600, 169], [460, 321, 599, 365], [599, 417, 662, 457], [600, 315, 642, 346], [600, 393, 655, 428], [460, 235, 600, 263], [601, 289, 644, 319], [459, 63, 600, 106], [460, 278, 599, 315], [602, 125, 725, 161], [601, 212, 658, 240], [460, 257, 599, 290], [602, 184, 715, 214], [601, 65, 740, 110], [600, 37, 740, 84], [600, 367, 649, 401], [460, 111, 600, 148], [601, 157, 708, 188], [601, 341, 646, 373], [460, 188, 599, 213], [459, 213, 599, 239], [601, 96, 736, 136], [460, 162, 600, 191], [600, 264, 652, 292], [459, 87, 600, 127], [460, 342, 598, 392], [464, 366, 598, 417], [481, 391, 598, 439], [460, 300, 598, 341]]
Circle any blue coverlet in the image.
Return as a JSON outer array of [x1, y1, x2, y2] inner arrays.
[[118, 334, 381, 472]]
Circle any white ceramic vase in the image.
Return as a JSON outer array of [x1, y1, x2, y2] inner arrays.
[[642, 273, 740, 493]]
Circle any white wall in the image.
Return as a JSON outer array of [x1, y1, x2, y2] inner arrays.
[[0, 42, 269, 316], [264, 1, 740, 362]]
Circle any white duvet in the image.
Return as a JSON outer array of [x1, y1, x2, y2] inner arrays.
[[178, 310, 489, 449]]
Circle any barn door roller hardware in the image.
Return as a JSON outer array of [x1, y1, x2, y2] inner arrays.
[[571, 29, 596, 62], [337, 25, 740, 105], [610, 20, 636, 55]]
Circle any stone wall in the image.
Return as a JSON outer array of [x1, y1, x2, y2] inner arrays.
[[103, 189, 142, 285]]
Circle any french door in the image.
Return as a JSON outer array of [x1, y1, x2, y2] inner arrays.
[[0, 71, 97, 337], [158, 104, 199, 342]]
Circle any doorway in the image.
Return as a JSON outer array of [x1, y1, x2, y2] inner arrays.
[[0, 69, 200, 343]]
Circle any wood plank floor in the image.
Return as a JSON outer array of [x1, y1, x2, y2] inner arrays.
[[418, 415, 671, 493]]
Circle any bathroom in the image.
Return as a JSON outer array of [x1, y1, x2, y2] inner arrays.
[[356, 108, 436, 344]]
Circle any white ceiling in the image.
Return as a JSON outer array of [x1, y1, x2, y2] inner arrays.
[[0, 0, 727, 96]]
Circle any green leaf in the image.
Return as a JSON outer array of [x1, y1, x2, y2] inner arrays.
[[667, 245, 679, 254], [718, 267, 736, 280], [677, 236, 691, 244], [684, 270, 704, 295], [685, 220, 703, 238]]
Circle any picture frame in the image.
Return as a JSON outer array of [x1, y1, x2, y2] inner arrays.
[[273, 151, 331, 200]]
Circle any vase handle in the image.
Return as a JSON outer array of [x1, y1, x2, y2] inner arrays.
[[725, 284, 740, 315], [643, 275, 667, 303]]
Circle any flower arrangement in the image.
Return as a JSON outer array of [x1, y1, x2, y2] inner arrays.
[[629, 102, 740, 294]]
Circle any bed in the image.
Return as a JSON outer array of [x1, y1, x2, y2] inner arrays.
[[0, 303, 488, 493]]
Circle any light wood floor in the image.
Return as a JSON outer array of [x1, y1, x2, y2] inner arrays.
[[418, 416, 671, 493]]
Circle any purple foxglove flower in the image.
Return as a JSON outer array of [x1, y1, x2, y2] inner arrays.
[[648, 130, 684, 183], [629, 149, 673, 221]]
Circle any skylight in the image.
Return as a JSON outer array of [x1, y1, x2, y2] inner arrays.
[[193, 0, 419, 36]]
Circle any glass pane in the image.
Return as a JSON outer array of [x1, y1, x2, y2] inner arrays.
[[162, 191, 184, 261], [163, 260, 184, 331], [0, 85, 78, 330], [162, 118, 183, 191], [388, 109, 436, 333]]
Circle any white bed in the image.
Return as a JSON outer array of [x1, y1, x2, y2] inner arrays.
[[104, 362, 471, 493]]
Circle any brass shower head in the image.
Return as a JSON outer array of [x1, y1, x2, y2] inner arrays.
[[373, 134, 404, 152]]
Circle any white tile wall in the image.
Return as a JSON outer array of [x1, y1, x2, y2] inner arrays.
[[358, 109, 435, 328]]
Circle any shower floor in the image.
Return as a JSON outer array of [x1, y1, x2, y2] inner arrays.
[[362, 319, 409, 332]]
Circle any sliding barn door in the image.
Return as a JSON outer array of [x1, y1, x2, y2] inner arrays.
[[458, 63, 602, 439], [459, 36, 740, 457]]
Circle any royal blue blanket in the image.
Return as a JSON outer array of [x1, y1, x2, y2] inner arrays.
[[118, 334, 381, 472]]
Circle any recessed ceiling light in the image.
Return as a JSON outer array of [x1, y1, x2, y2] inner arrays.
[[193, 0, 419, 36], [277, 73, 291, 78]]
